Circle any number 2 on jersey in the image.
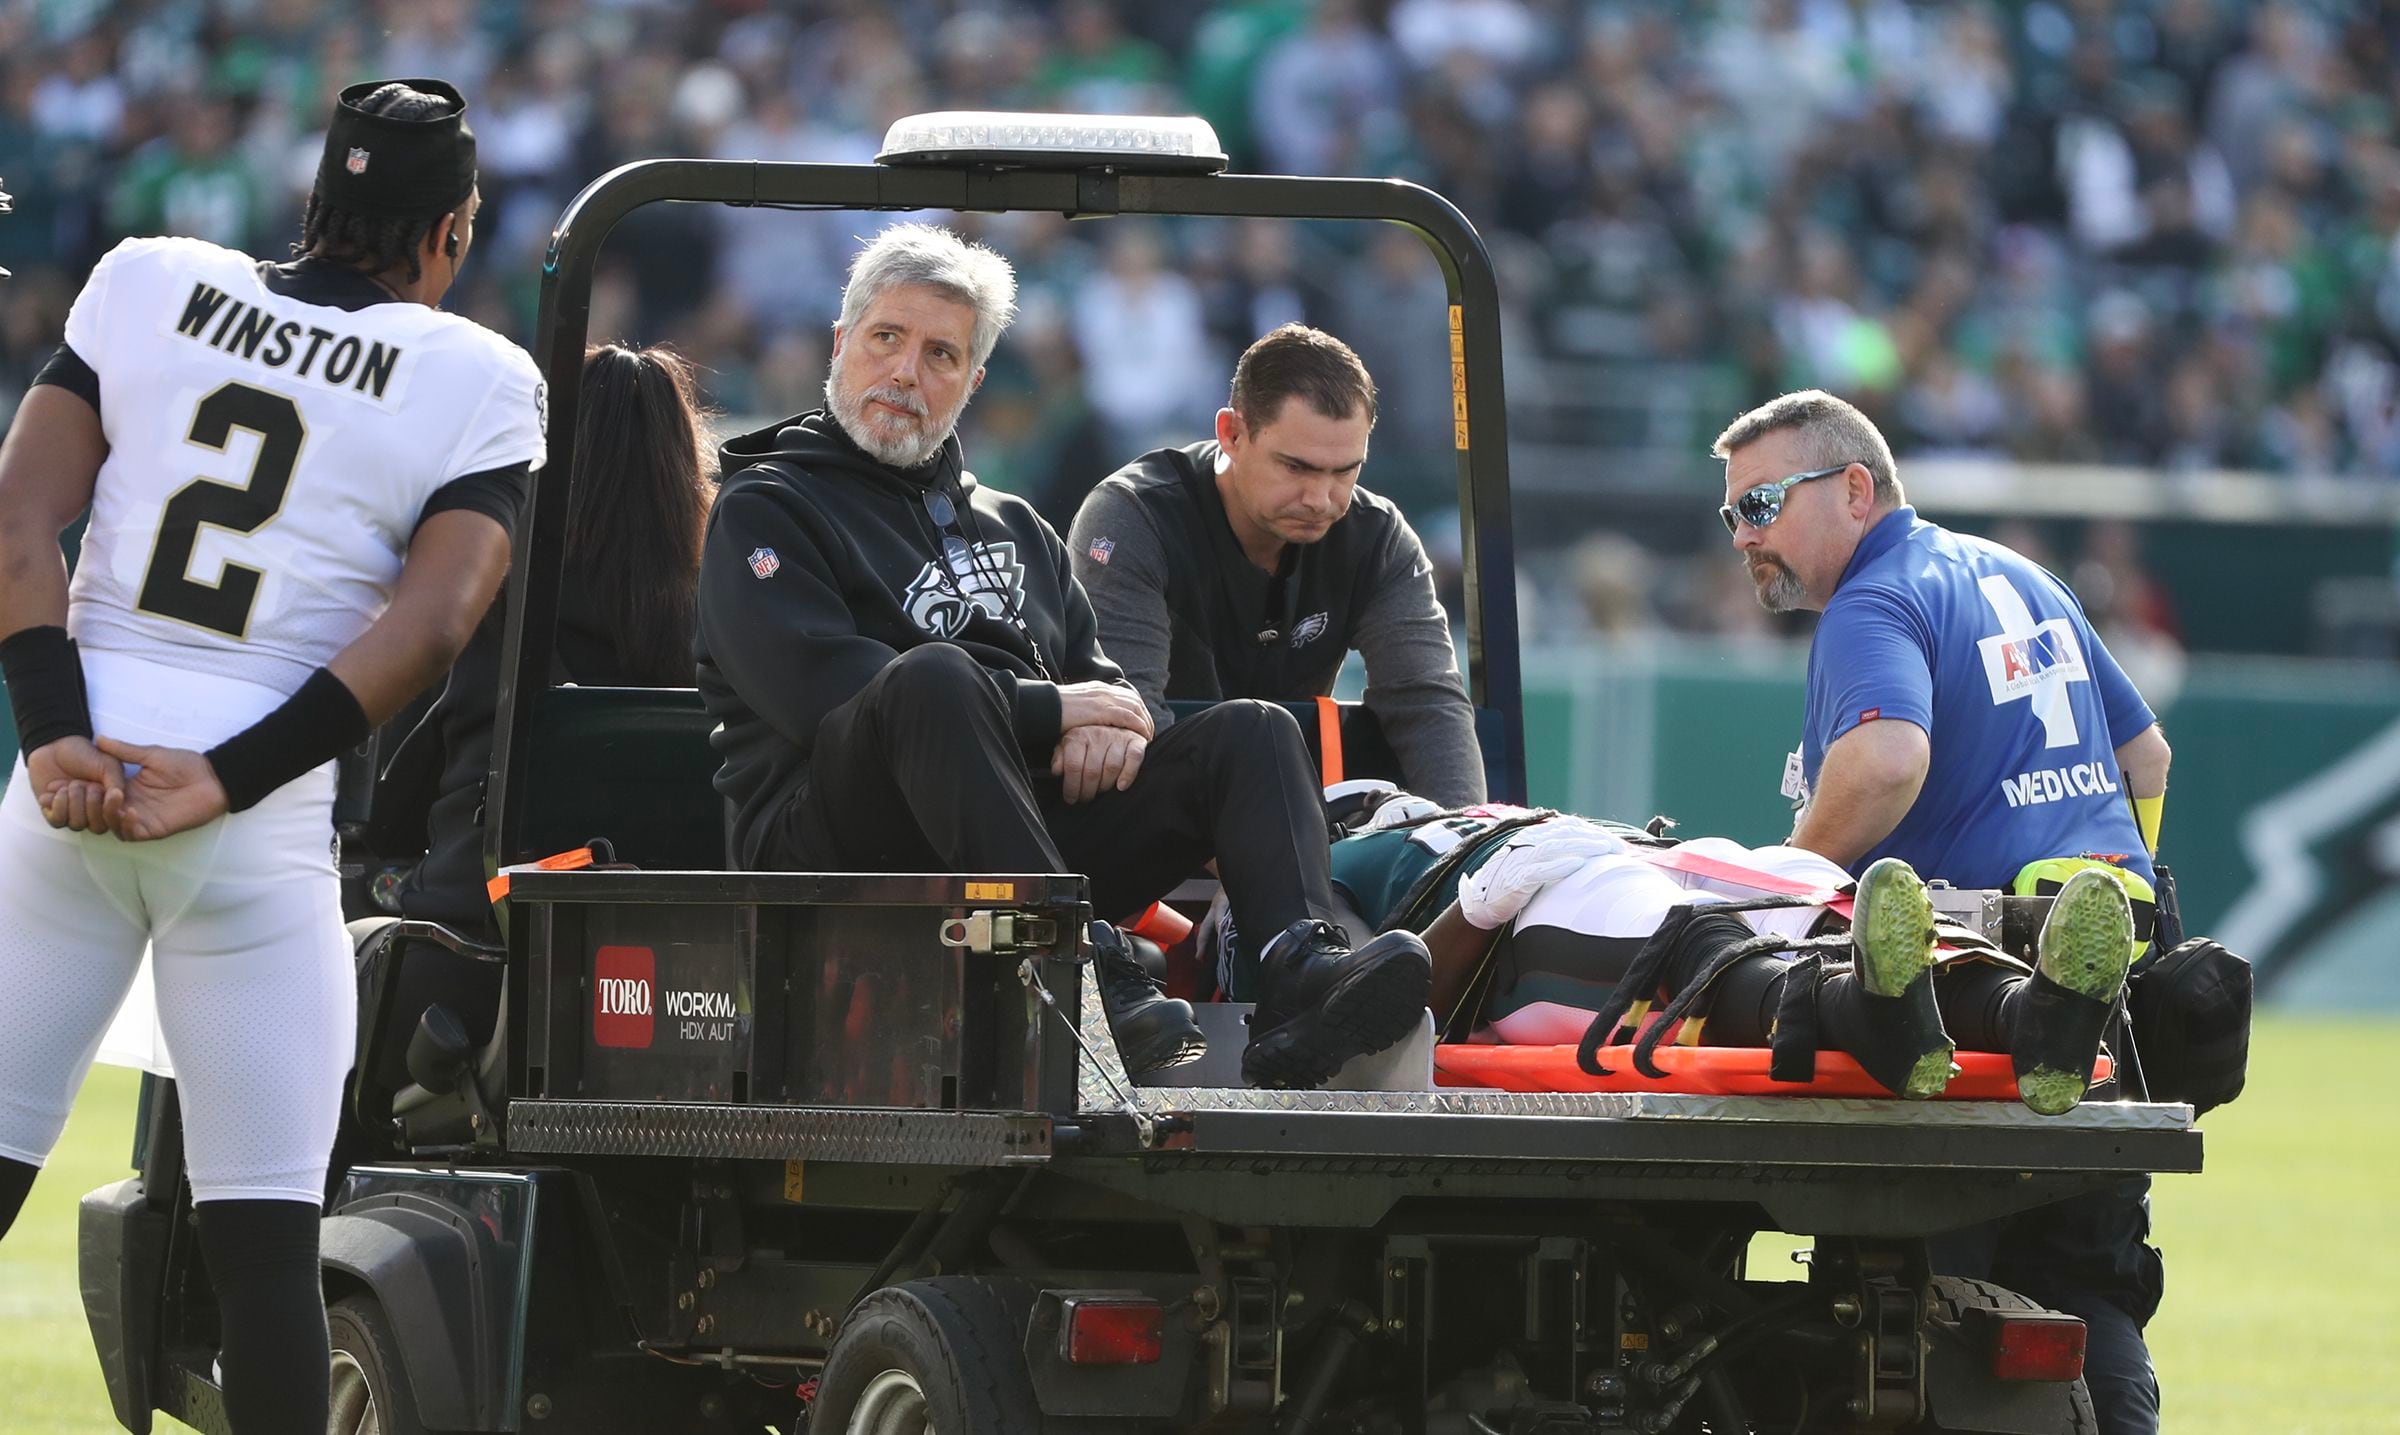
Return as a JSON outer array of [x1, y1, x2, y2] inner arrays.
[[137, 382, 304, 638]]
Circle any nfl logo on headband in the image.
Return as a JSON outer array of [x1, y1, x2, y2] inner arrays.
[[346, 147, 370, 175]]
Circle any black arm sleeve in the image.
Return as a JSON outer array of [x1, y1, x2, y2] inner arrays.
[[32, 344, 101, 417], [417, 462, 529, 540]]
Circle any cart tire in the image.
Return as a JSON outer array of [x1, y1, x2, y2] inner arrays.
[[813, 1276, 1044, 1434], [327, 1291, 433, 1435], [1922, 1276, 2099, 1434]]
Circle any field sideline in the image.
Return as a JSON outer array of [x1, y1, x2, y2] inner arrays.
[[2, 1017, 2390, 1433]]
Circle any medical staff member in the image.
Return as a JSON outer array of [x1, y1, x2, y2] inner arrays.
[[1713, 388, 2170, 1435]]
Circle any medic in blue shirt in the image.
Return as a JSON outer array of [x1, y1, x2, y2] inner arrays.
[[1710, 393, 2171, 893], [1710, 388, 2175, 1435]]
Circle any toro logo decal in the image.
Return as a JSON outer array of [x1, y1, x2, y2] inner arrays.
[[593, 945, 656, 1048]]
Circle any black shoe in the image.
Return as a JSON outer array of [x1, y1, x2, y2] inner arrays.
[[1091, 921, 1206, 1077], [2015, 869, 2135, 1115], [1850, 857, 1957, 1099], [1240, 920, 1431, 1091]]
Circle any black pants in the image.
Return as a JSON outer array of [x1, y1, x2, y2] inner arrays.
[[764, 645, 1340, 952]]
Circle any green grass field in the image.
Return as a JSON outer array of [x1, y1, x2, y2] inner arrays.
[[3, 1019, 2393, 1433]]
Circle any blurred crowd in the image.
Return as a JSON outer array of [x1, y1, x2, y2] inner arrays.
[[7, 0, 2398, 654]]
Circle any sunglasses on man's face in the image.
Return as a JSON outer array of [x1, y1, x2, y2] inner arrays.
[[1719, 463, 1856, 536]]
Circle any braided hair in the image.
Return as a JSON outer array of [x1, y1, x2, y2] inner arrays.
[[294, 82, 459, 282]]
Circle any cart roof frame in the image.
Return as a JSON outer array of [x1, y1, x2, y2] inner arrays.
[[492, 155, 1525, 869]]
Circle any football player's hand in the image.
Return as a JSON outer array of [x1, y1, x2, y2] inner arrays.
[[1052, 724, 1147, 804], [1457, 818, 1629, 930], [94, 737, 230, 841], [27, 735, 125, 834], [1056, 681, 1153, 738]]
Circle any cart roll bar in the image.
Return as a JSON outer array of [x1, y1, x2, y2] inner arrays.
[[495, 157, 1525, 871]]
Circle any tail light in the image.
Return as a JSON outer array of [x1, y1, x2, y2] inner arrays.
[[1987, 1312, 2086, 1383], [1061, 1296, 1164, 1365]]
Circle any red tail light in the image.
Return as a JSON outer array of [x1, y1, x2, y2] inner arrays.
[[1062, 1297, 1164, 1365], [1989, 1314, 2086, 1383]]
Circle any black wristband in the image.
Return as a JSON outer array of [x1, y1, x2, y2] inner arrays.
[[204, 666, 372, 813], [0, 625, 94, 759]]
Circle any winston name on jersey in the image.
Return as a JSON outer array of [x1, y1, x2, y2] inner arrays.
[[61, 236, 544, 692]]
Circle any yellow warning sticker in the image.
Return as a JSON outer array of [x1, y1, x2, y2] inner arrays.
[[783, 1160, 805, 1202], [1621, 1332, 1649, 1350], [964, 882, 1016, 900], [1449, 305, 1469, 450]]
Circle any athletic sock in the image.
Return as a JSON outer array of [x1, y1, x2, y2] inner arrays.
[[0, 1157, 35, 1238], [195, 1198, 328, 1435], [1697, 953, 1786, 1045], [1933, 963, 2024, 1052]]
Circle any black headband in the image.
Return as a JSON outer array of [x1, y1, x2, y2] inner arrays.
[[315, 78, 476, 220]]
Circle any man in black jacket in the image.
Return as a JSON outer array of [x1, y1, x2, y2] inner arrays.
[[695, 224, 1430, 1088], [1069, 325, 1485, 807]]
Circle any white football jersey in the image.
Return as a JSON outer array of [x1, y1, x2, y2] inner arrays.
[[62, 236, 545, 692]]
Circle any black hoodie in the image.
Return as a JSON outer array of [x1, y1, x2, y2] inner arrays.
[[697, 410, 1129, 865]]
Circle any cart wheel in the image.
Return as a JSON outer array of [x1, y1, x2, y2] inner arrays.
[[1921, 1277, 2099, 1434], [327, 1291, 432, 1435], [812, 1277, 1043, 1434]]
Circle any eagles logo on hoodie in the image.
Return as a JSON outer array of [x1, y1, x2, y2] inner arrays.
[[904, 539, 1027, 639]]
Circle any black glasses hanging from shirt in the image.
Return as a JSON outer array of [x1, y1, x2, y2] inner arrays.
[[920, 485, 1054, 681]]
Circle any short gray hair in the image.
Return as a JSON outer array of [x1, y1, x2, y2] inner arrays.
[[837, 222, 1019, 369], [1710, 389, 1903, 506]]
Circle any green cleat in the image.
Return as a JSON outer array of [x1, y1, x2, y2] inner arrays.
[[2017, 868, 2137, 1115], [1850, 857, 1957, 1099]]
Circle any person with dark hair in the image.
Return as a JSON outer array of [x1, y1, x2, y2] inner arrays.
[[1289, 788, 2137, 1116], [698, 225, 1433, 1089], [1712, 389, 2187, 1435], [1069, 323, 1485, 825], [0, 79, 538, 1435], [349, 343, 712, 1113]]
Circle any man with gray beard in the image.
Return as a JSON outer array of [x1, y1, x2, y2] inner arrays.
[[694, 224, 1433, 1090]]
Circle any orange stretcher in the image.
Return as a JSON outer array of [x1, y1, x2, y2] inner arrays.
[[1431, 841, 2108, 1099], [1432, 1043, 2109, 1099]]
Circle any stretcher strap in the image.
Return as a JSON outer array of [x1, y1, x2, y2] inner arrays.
[[486, 844, 596, 903], [1313, 696, 1343, 786], [1768, 953, 1824, 1083], [1629, 844, 1854, 918], [1576, 907, 1754, 1076]]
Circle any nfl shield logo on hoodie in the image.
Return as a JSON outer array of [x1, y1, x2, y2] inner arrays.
[[748, 546, 781, 579]]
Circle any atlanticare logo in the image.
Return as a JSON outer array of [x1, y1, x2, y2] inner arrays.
[[593, 945, 656, 1048], [1999, 627, 2074, 683]]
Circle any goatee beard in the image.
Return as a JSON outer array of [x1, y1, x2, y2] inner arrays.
[[1750, 557, 1806, 613], [826, 375, 956, 469]]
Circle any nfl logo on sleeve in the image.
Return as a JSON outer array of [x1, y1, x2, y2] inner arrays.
[[346, 147, 370, 175], [1088, 537, 1114, 565], [748, 546, 780, 579]]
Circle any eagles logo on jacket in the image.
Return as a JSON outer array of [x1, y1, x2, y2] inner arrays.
[[696, 410, 1132, 865]]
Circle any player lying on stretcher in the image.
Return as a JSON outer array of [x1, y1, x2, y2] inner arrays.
[[1204, 785, 2145, 1115]]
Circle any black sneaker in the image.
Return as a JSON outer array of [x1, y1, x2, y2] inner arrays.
[[1240, 920, 1431, 1091], [1090, 921, 1207, 1077], [1849, 857, 1957, 1099], [2015, 869, 2135, 1116]]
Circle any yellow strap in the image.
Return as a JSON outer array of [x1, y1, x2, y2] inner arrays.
[[2131, 794, 2164, 856]]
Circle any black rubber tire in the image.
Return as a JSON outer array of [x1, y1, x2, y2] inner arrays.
[[1921, 1276, 2099, 1434], [812, 1276, 1044, 1434], [327, 1291, 433, 1435]]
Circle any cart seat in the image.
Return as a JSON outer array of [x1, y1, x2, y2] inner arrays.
[[521, 685, 725, 869], [1433, 1044, 2111, 1100]]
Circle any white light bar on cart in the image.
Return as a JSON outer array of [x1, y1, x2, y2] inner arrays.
[[876, 112, 1228, 175]]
